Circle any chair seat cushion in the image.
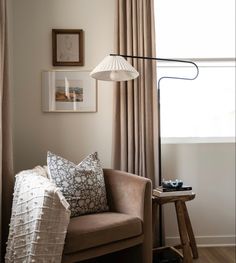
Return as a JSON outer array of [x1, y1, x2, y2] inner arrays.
[[64, 212, 143, 254]]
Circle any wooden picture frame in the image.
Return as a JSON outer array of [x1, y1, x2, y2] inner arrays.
[[42, 70, 97, 112], [52, 29, 84, 66]]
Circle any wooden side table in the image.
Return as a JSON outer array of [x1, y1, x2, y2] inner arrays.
[[152, 193, 198, 263]]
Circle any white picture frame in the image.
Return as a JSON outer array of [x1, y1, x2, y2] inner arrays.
[[42, 70, 97, 112]]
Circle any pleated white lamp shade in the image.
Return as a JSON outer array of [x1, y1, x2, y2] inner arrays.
[[90, 55, 139, 81]]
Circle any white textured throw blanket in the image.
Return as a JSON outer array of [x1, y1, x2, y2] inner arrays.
[[5, 166, 71, 263]]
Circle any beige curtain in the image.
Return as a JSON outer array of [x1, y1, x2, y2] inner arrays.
[[113, 0, 159, 186], [0, 0, 14, 259]]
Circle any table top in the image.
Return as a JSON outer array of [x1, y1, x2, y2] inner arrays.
[[152, 192, 195, 204]]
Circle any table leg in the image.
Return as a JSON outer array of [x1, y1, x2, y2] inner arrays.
[[182, 202, 199, 259], [175, 201, 192, 263]]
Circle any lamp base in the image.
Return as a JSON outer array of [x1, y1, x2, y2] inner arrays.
[[153, 249, 182, 263]]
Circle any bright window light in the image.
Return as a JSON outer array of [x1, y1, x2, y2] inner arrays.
[[158, 63, 235, 138], [154, 0, 235, 140], [154, 0, 235, 58]]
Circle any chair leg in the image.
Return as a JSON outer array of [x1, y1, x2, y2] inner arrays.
[[182, 202, 198, 259], [175, 201, 192, 263], [152, 201, 159, 248]]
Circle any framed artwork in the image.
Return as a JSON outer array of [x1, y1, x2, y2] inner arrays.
[[42, 71, 97, 112], [52, 29, 84, 66]]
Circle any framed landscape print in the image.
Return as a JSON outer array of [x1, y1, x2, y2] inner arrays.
[[52, 29, 84, 66], [42, 71, 97, 112]]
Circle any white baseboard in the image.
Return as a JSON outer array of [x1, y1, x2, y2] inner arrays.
[[165, 235, 236, 247]]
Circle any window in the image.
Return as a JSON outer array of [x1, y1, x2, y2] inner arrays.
[[154, 0, 235, 142]]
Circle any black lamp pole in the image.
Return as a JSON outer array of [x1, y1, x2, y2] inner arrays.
[[110, 53, 199, 246]]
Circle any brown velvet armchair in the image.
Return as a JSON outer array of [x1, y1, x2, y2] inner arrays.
[[62, 169, 152, 263]]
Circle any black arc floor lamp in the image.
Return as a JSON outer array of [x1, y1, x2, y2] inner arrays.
[[90, 53, 199, 246]]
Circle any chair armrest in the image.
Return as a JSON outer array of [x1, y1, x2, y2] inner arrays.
[[103, 169, 152, 221], [103, 169, 153, 262]]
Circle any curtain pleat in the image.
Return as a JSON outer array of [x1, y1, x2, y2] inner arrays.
[[113, 0, 162, 248], [0, 0, 14, 259], [113, 0, 159, 185]]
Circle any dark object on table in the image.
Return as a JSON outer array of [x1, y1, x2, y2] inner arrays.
[[162, 179, 183, 189], [156, 186, 192, 192]]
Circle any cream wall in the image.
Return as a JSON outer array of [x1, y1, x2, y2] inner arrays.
[[11, 0, 235, 246], [12, 0, 115, 171], [162, 143, 235, 246]]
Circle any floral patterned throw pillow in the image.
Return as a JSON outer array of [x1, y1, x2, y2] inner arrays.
[[47, 151, 109, 217]]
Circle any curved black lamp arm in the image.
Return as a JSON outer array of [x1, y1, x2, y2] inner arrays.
[[110, 53, 199, 83]]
